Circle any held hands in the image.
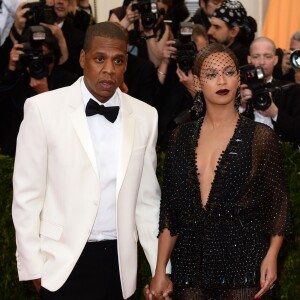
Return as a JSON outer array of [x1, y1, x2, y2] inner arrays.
[[144, 274, 173, 300], [254, 253, 277, 299]]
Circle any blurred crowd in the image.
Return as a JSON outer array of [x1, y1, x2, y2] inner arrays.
[[0, 0, 300, 156]]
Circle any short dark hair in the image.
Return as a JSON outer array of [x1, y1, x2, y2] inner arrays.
[[83, 22, 128, 51], [194, 43, 239, 77]]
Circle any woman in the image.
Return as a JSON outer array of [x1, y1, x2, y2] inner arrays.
[[146, 43, 292, 299]]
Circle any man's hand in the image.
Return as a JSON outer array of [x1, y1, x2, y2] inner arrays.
[[9, 43, 24, 71], [14, 2, 30, 35], [176, 66, 195, 97], [32, 278, 42, 295], [257, 101, 278, 119], [281, 49, 291, 76], [240, 83, 253, 110]]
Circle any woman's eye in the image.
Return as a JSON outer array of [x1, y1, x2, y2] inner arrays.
[[225, 70, 235, 76], [205, 73, 217, 79]]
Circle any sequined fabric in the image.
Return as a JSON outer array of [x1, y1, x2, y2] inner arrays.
[[159, 115, 292, 299]]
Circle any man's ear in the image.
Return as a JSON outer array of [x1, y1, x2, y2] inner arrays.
[[247, 55, 252, 64], [230, 26, 240, 39], [79, 49, 85, 70], [274, 55, 279, 66]]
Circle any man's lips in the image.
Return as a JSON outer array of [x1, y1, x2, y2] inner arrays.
[[98, 80, 114, 89], [216, 89, 229, 95]]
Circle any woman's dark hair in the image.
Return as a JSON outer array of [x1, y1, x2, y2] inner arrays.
[[194, 43, 239, 77]]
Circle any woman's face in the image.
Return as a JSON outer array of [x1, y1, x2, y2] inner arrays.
[[197, 52, 240, 108]]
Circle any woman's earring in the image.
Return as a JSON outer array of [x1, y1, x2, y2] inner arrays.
[[192, 91, 204, 117], [235, 89, 241, 111]]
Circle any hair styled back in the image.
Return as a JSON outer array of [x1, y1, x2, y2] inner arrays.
[[83, 22, 128, 51], [194, 43, 239, 77]]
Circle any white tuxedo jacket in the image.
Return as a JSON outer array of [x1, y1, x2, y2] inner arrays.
[[12, 78, 163, 299]]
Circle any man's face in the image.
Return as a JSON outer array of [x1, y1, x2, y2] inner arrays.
[[80, 36, 128, 103], [290, 39, 300, 51], [201, 0, 224, 17], [248, 40, 278, 81], [54, 0, 69, 21], [208, 17, 235, 46]]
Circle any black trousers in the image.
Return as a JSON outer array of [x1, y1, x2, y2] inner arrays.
[[40, 240, 131, 300]]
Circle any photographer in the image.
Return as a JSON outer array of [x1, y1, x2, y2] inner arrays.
[[155, 23, 208, 150], [273, 30, 300, 84], [109, 1, 187, 67], [240, 37, 300, 146], [0, 1, 69, 72], [0, 25, 78, 156]]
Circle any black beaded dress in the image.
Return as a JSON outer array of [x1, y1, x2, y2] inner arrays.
[[159, 116, 292, 300]]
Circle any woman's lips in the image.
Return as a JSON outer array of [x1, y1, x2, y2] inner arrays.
[[216, 89, 229, 95]]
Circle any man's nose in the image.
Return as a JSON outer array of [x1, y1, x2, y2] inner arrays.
[[102, 60, 115, 74]]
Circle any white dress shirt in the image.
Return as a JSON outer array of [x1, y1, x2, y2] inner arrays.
[[80, 78, 121, 241]]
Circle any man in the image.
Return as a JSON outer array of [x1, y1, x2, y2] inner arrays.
[[207, 0, 249, 66], [0, 25, 78, 156], [274, 30, 300, 83], [240, 36, 300, 146], [190, 0, 224, 31], [53, 0, 84, 75], [12, 22, 165, 299]]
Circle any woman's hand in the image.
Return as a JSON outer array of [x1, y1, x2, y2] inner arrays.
[[254, 253, 277, 299]]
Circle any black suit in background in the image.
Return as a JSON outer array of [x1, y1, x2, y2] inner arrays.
[[124, 53, 157, 106], [155, 60, 195, 151], [271, 79, 300, 146], [60, 16, 85, 76], [0, 66, 79, 156], [243, 78, 300, 146]]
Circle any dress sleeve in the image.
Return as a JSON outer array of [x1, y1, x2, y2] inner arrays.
[[158, 127, 180, 237], [253, 125, 293, 236]]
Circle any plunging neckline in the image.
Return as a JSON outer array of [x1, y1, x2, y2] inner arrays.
[[195, 116, 241, 209]]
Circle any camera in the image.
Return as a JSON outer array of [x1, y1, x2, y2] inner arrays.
[[240, 64, 273, 111], [173, 22, 197, 74], [289, 49, 300, 70], [240, 64, 297, 111], [131, 0, 159, 30], [19, 26, 53, 79], [24, 0, 56, 27]]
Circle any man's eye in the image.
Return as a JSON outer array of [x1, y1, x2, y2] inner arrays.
[[96, 57, 104, 62], [115, 59, 123, 65]]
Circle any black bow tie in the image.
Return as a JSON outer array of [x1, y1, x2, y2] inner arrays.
[[85, 99, 119, 123]]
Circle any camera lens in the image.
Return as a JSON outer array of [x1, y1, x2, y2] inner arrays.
[[29, 59, 48, 79], [252, 90, 272, 111], [290, 49, 300, 70]]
